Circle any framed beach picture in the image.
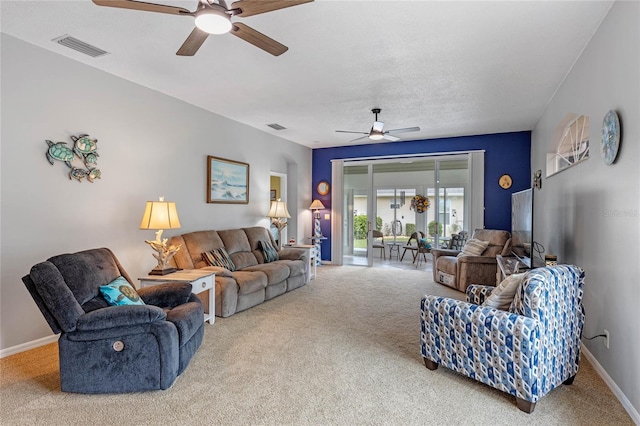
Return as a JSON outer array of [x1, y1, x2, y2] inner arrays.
[[270, 189, 277, 200], [207, 156, 249, 204]]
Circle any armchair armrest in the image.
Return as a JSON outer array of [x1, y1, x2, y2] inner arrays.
[[456, 255, 499, 264], [466, 285, 495, 305], [431, 248, 460, 259], [137, 282, 192, 308], [76, 304, 166, 331], [278, 248, 305, 261]]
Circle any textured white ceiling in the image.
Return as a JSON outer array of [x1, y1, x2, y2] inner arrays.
[[1, 0, 613, 148]]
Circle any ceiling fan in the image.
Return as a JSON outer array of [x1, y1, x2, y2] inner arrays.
[[92, 0, 313, 56], [335, 108, 420, 142]]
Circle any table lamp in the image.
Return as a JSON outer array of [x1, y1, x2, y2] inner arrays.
[[267, 198, 291, 248], [139, 197, 182, 275]]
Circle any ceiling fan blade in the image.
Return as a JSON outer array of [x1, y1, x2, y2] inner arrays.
[[176, 27, 209, 56], [92, 0, 192, 16], [231, 0, 313, 17], [335, 130, 368, 135], [372, 121, 384, 132], [382, 134, 400, 142], [386, 126, 420, 134], [350, 136, 370, 143], [230, 23, 288, 56]]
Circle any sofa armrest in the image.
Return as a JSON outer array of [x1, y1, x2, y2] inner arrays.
[[137, 282, 192, 308], [278, 248, 305, 261], [466, 285, 495, 305], [76, 305, 167, 331], [201, 265, 234, 278]]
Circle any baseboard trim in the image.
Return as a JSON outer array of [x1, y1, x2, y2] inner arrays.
[[581, 343, 639, 424], [0, 334, 58, 359]]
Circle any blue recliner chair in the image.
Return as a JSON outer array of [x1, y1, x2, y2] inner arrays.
[[420, 265, 585, 413], [22, 247, 204, 393]]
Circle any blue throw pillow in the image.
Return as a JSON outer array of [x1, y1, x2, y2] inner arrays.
[[259, 240, 279, 263], [100, 276, 145, 306], [419, 238, 432, 249]]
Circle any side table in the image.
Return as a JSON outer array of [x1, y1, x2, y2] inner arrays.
[[386, 242, 402, 261], [496, 255, 525, 283], [138, 270, 215, 324], [284, 244, 316, 283]]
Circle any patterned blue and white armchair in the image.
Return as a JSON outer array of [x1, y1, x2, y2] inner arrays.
[[420, 265, 585, 413]]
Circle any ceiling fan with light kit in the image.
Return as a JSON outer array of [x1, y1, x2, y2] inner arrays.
[[335, 108, 420, 142], [92, 0, 313, 56]]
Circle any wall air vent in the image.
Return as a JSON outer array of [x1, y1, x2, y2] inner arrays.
[[267, 123, 286, 131], [52, 35, 109, 58]]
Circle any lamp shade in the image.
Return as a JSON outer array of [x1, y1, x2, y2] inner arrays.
[[267, 199, 291, 219], [309, 199, 325, 210], [139, 200, 181, 230]]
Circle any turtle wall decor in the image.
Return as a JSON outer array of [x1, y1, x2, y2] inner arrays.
[[45, 133, 101, 183]]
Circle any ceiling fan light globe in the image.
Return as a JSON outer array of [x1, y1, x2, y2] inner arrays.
[[195, 9, 232, 34], [369, 131, 384, 140]]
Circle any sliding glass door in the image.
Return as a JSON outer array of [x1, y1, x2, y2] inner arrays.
[[343, 164, 370, 266], [339, 153, 480, 266]]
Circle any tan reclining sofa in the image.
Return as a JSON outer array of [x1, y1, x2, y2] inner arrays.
[[169, 227, 308, 318]]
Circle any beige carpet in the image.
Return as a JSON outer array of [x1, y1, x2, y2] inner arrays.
[[0, 265, 633, 425]]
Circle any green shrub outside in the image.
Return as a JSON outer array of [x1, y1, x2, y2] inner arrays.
[[428, 221, 443, 237], [354, 215, 382, 239], [405, 223, 416, 237]]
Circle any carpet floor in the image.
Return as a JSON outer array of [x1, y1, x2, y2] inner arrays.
[[0, 265, 633, 425]]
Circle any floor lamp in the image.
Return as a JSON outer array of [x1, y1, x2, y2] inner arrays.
[[309, 200, 325, 266]]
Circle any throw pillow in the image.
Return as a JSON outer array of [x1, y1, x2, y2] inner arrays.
[[259, 240, 280, 263], [482, 272, 526, 310], [457, 238, 489, 257], [99, 276, 145, 306], [202, 247, 236, 271]]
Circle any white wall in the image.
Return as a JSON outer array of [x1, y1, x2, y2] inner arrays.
[[0, 34, 312, 350], [531, 1, 639, 418]]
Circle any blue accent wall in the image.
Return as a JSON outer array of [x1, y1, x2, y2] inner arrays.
[[311, 131, 531, 261]]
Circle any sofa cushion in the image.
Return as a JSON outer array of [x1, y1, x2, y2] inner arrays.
[[99, 277, 145, 306], [482, 273, 526, 311], [218, 229, 259, 270], [178, 231, 225, 269], [230, 270, 267, 295], [243, 226, 279, 264], [244, 263, 289, 285], [203, 248, 236, 272], [259, 240, 279, 263], [276, 259, 306, 277]]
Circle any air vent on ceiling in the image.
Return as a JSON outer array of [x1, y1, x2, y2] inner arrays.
[[267, 123, 287, 131], [52, 35, 109, 58]]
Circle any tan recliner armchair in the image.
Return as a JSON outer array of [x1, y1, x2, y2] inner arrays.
[[431, 229, 511, 292]]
